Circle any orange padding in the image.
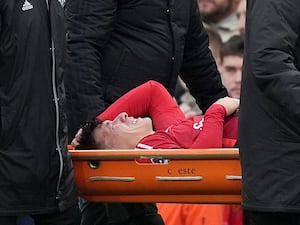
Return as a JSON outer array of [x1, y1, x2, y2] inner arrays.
[[70, 148, 241, 203]]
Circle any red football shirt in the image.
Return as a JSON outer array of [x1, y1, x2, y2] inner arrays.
[[97, 81, 238, 149]]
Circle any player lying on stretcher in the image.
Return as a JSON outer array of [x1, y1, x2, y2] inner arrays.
[[72, 80, 239, 150]]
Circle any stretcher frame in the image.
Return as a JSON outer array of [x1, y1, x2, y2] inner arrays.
[[70, 148, 242, 204]]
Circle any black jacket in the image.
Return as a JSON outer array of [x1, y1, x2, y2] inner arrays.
[[0, 0, 78, 215], [64, 0, 227, 139], [239, 0, 300, 212]]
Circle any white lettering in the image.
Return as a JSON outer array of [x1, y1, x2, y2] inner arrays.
[[193, 118, 204, 130]]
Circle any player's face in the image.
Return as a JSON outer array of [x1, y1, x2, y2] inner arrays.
[[93, 112, 153, 148]]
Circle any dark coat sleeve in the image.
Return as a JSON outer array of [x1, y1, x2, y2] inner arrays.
[[64, 0, 118, 139], [247, 0, 300, 119], [180, 0, 228, 112]]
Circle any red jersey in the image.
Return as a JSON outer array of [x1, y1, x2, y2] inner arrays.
[[136, 104, 227, 149], [97, 80, 238, 149]]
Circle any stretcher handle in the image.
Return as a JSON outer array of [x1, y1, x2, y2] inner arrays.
[[225, 175, 242, 180], [88, 176, 135, 182]]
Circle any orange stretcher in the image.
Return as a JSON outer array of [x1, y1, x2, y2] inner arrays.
[[70, 148, 242, 203]]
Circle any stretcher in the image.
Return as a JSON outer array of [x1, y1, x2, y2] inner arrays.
[[70, 148, 242, 203]]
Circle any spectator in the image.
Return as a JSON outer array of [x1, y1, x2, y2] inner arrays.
[[64, 0, 228, 224], [239, 0, 300, 225], [0, 0, 80, 225], [236, 0, 246, 35], [219, 35, 244, 99], [198, 0, 240, 42]]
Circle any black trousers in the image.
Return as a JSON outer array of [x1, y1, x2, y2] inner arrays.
[[0, 204, 81, 225], [80, 202, 165, 225], [244, 209, 300, 225]]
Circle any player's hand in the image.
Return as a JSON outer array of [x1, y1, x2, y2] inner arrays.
[[215, 97, 240, 116], [71, 128, 83, 148]]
